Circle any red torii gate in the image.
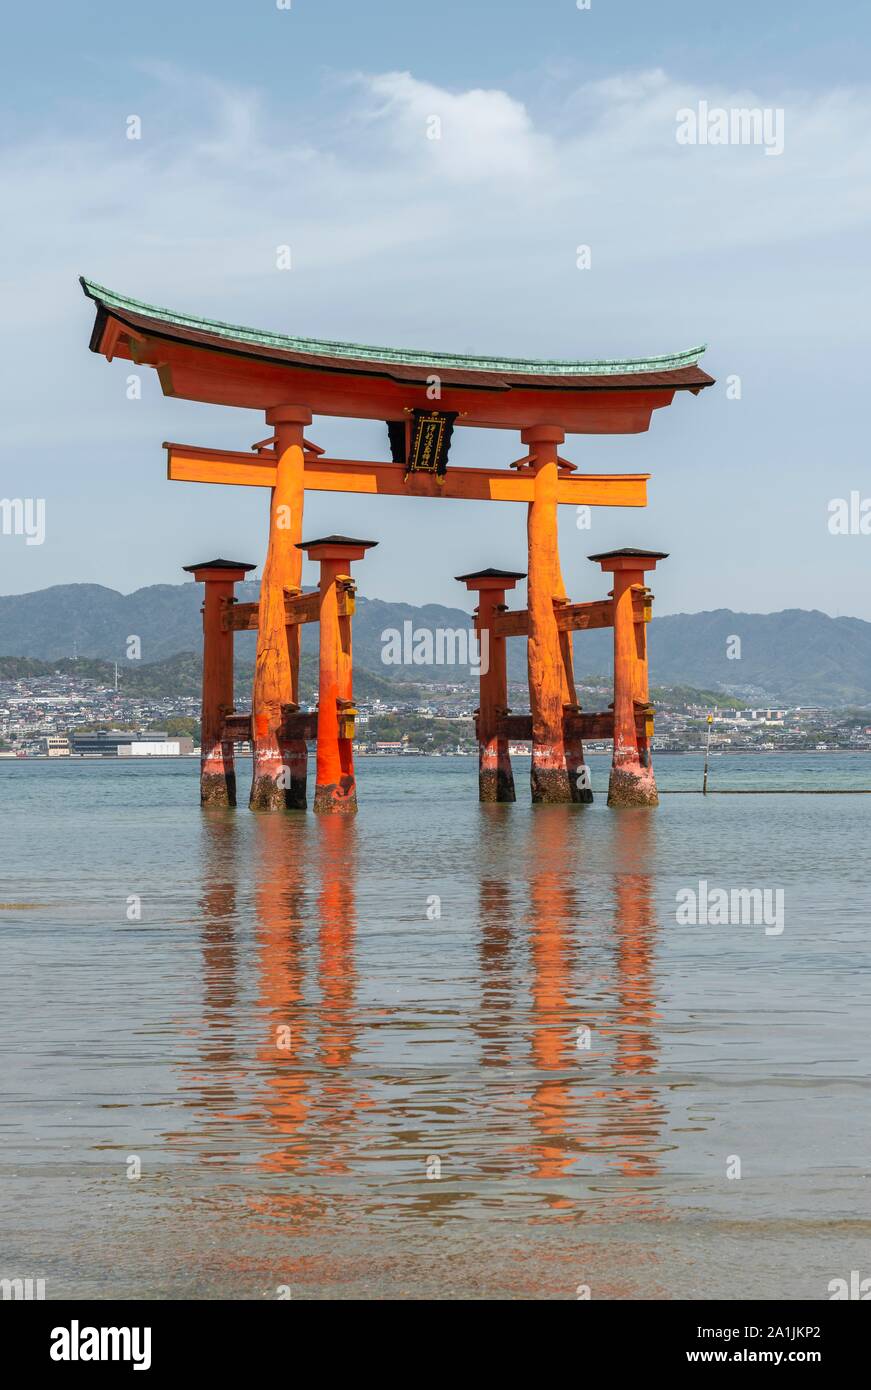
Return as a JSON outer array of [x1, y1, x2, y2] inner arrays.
[[81, 278, 713, 811]]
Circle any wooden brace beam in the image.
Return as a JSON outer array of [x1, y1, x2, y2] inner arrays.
[[222, 710, 319, 742], [497, 708, 652, 741], [492, 591, 650, 639], [222, 583, 355, 633], [222, 713, 253, 742], [165, 442, 649, 508]]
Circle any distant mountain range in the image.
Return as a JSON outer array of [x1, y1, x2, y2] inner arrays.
[[0, 652, 413, 703], [1, 581, 870, 705]]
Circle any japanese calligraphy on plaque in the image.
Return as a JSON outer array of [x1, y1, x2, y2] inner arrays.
[[403, 410, 458, 483]]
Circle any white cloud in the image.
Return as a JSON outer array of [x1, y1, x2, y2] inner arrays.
[[1, 63, 871, 444], [361, 70, 556, 182]]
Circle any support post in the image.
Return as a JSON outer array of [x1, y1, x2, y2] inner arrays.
[[250, 405, 311, 810], [456, 567, 525, 802], [553, 563, 593, 805], [183, 558, 255, 806], [299, 535, 377, 815], [634, 581, 654, 772], [589, 548, 666, 807], [523, 425, 572, 803]]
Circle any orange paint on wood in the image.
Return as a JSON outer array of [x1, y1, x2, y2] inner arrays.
[[553, 563, 592, 805], [114, 333, 686, 431], [222, 712, 253, 743], [525, 427, 572, 804], [493, 593, 647, 639], [612, 569, 641, 769], [283, 590, 320, 626], [201, 579, 236, 802], [460, 571, 521, 802], [184, 563, 252, 806], [633, 583, 653, 766], [225, 590, 323, 632], [591, 550, 665, 807], [250, 409, 310, 810], [304, 538, 375, 815], [498, 711, 649, 741], [316, 559, 343, 790], [165, 443, 649, 508]]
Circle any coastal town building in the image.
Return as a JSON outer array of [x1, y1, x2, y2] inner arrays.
[[69, 729, 194, 757]]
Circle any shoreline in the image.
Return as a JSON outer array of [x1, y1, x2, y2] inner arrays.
[[2, 746, 870, 763]]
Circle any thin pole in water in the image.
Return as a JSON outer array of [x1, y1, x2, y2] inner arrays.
[[702, 712, 713, 794]]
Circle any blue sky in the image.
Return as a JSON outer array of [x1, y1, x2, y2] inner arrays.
[[2, 0, 871, 617]]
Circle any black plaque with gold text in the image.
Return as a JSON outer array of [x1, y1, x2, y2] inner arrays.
[[404, 409, 457, 483]]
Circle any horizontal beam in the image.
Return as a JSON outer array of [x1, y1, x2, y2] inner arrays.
[[225, 600, 259, 632], [222, 713, 252, 742], [282, 711, 318, 742], [284, 591, 320, 626], [171, 443, 278, 489], [166, 442, 649, 507], [497, 709, 651, 741], [126, 337, 684, 432], [226, 707, 653, 745], [222, 710, 319, 742], [492, 592, 649, 639], [222, 586, 353, 632], [498, 713, 534, 740]]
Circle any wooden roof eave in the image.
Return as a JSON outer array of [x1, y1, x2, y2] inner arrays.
[[84, 289, 714, 397], [89, 333, 677, 435], [95, 309, 715, 393]]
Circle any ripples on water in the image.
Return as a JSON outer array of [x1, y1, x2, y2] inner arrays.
[[1, 754, 870, 1298]]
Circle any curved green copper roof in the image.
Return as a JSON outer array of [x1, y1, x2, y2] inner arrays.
[[81, 278, 707, 379]]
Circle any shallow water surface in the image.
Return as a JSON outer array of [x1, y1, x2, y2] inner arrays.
[[1, 754, 869, 1299]]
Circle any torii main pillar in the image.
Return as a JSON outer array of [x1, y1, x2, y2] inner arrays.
[[523, 425, 574, 803], [250, 405, 311, 811]]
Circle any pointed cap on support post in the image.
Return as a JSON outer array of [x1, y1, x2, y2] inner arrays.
[[455, 566, 526, 592], [588, 547, 668, 574], [183, 558, 257, 582], [297, 535, 378, 562]]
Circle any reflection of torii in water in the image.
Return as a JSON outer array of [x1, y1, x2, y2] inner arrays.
[[601, 812, 668, 1216], [251, 815, 363, 1185], [471, 806, 667, 1216], [176, 812, 363, 1205], [252, 815, 314, 1179], [182, 803, 666, 1220], [184, 810, 244, 1148]]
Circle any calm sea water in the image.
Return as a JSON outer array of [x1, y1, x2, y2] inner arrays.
[[1, 752, 870, 1300]]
